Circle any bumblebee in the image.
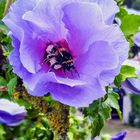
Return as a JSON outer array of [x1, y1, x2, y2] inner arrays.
[[43, 42, 78, 76]]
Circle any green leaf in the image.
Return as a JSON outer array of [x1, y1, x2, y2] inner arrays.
[[91, 114, 104, 138], [105, 92, 120, 109], [116, 7, 128, 19], [84, 99, 112, 138], [0, 76, 7, 86], [7, 77, 17, 95], [120, 14, 140, 36], [105, 91, 122, 121], [114, 65, 138, 87], [0, 0, 6, 19], [116, 7, 140, 46], [84, 90, 122, 139]]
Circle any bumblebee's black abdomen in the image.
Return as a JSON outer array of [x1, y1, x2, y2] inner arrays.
[[62, 60, 75, 71], [56, 51, 72, 62], [56, 50, 74, 71]]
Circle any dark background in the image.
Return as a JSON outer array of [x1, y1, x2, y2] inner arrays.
[[125, 0, 140, 10]]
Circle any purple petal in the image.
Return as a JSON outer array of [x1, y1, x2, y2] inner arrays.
[[19, 33, 45, 73], [23, 0, 66, 41], [75, 41, 119, 81], [93, 24, 129, 63], [62, 2, 103, 56], [0, 99, 27, 126], [92, 25, 129, 85], [91, 0, 119, 24], [9, 35, 32, 79], [47, 78, 105, 107], [134, 32, 140, 47], [28, 72, 86, 97], [111, 131, 127, 140], [3, 0, 36, 40]]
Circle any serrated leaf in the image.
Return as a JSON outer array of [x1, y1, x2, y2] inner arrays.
[[115, 65, 138, 87], [105, 92, 120, 109], [7, 77, 17, 95], [84, 90, 122, 139], [99, 103, 112, 120], [91, 114, 104, 138], [105, 92, 122, 121], [84, 98, 112, 138]]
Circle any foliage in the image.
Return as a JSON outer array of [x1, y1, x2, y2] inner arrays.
[[114, 65, 138, 87], [117, 7, 140, 47], [129, 94, 140, 128], [84, 89, 121, 139]]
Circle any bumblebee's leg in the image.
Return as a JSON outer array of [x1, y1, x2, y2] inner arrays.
[[74, 68, 80, 78], [63, 67, 69, 78], [70, 70, 74, 78]]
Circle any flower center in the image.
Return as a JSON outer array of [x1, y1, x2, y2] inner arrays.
[[43, 39, 78, 76]]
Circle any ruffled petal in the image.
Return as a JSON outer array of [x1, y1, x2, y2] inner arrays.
[[75, 41, 119, 80], [23, 0, 67, 41], [111, 131, 127, 140], [3, 0, 37, 40], [62, 1, 104, 56], [122, 72, 140, 95], [19, 33, 45, 73], [134, 32, 140, 47], [91, 25, 129, 85], [47, 78, 105, 107], [91, 0, 119, 24], [0, 99, 27, 126], [27, 72, 86, 96], [93, 24, 129, 62], [122, 79, 140, 94], [9, 35, 32, 79]]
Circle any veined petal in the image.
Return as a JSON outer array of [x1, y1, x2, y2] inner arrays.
[[62, 2, 104, 56], [91, 0, 119, 24], [75, 41, 119, 80], [23, 0, 67, 41], [3, 0, 37, 40], [47, 78, 105, 107], [19, 33, 45, 73], [134, 32, 140, 47], [9, 35, 32, 79]]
